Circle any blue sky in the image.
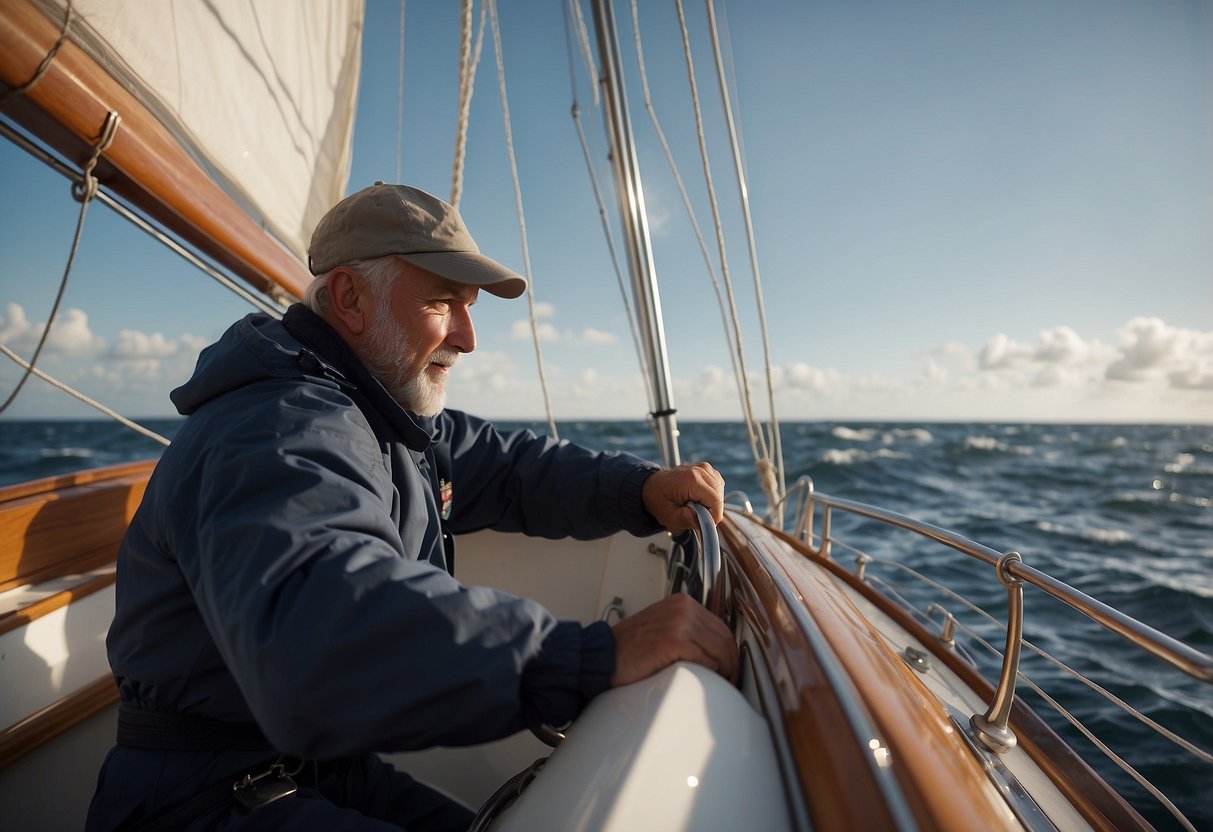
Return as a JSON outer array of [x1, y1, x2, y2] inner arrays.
[[2, 0, 1210, 423]]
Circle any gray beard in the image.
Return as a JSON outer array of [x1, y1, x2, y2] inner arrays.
[[361, 310, 453, 417]]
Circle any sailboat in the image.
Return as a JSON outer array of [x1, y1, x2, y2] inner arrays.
[[1, 1, 1209, 830]]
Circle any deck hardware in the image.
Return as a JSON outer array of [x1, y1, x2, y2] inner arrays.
[[600, 596, 626, 623], [971, 551, 1024, 754], [647, 542, 669, 558], [855, 554, 872, 580], [724, 490, 753, 514], [902, 645, 931, 673], [820, 505, 833, 560], [468, 757, 547, 831], [927, 603, 957, 648]]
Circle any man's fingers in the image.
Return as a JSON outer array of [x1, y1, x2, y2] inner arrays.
[[611, 594, 738, 687]]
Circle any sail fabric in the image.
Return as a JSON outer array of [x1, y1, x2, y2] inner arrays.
[[34, 0, 363, 264]]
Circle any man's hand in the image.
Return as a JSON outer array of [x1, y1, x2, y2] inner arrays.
[[610, 594, 738, 687], [642, 462, 725, 531]]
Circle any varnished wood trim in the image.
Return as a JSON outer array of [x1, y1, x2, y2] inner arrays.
[[0, 0, 310, 299], [0, 460, 155, 503], [721, 518, 901, 830], [0, 674, 117, 770], [753, 516, 1152, 832], [0, 570, 115, 636], [0, 461, 152, 592]]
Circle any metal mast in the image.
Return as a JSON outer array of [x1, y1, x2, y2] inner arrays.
[[589, 0, 681, 467]]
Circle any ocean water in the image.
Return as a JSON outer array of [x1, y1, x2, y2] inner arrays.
[[2, 418, 1210, 828]]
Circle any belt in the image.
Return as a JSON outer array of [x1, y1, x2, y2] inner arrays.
[[117, 705, 290, 831], [117, 704, 273, 752]]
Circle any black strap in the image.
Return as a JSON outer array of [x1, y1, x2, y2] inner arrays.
[[117, 704, 273, 752]]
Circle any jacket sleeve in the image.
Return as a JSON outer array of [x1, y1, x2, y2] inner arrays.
[[166, 383, 612, 757], [437, 410, 663, 539]]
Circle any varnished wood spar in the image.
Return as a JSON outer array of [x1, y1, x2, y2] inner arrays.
[[0, 0, 311, 301], [0, 674, 117, 770], [0, 460, 154, 594], [737, 514, 1152, 832]]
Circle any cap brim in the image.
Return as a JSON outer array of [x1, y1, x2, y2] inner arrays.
[[399, 251, 528, 299]]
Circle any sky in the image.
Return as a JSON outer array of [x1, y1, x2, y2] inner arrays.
[[1, 0, 1211, 425]]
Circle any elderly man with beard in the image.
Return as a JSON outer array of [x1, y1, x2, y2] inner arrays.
[[87, 184, 736, 832]]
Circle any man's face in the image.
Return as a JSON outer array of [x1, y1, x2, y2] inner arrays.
[[360, 261, 479, 416]]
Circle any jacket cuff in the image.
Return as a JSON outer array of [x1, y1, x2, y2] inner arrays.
[[602, 461, 662, 536], [520, 620, 616, 731]]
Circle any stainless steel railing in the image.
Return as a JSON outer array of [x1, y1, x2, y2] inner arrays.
[[782, 476, 1213, 685]]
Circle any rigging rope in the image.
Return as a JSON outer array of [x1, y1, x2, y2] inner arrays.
[[563, 0, 655, 417], [487, 0, 558, 439], [0, 0, 73, 110], [449, 0, 486, 208], [627, 0, 759, 459], [0, 111, 119, 416], [670, 0, 780, 513], [704, 0, 785, 509], [395, 0, 406, 183], [0, 343, 170, 447]]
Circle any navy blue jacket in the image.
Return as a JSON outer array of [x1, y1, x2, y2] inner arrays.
[[106, 305, 662, 759]]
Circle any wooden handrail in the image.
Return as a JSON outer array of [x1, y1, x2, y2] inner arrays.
[[0, 674, 118, 770], [0, 460, 153, 593]]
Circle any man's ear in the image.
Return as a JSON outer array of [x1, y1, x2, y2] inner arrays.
[[325, 266, 370, 336]]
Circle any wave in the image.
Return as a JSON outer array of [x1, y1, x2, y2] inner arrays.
[[1035, 520, 1134, 546], [831, 426, 878, 442], [958, 435, 1033, 455], [820, 447, 907, 466], [831, 426, 934, 444]]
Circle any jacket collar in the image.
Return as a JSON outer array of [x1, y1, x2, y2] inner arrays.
[[280, 304, 434, 451]]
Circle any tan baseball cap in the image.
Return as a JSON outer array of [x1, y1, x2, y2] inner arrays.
[[307, 182, 527, 299]]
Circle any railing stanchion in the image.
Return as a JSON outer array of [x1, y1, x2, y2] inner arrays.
[[970, 552, 1024, 754]]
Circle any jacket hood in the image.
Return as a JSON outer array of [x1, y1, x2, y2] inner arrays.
[[171, 307, 435, 450], [171, 314, 322, 416]]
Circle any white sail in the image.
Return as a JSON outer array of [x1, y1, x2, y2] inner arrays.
[[32, 0, 363, 262]]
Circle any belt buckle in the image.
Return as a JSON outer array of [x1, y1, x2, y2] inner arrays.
[[232, 756, 302, 810]]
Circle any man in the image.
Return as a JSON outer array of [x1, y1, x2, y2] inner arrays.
[[87, 183, 736, 831]]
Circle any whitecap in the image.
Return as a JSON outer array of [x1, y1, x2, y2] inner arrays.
[[963, 435, 1031, 455], [40, 447, 95, 459], [884, 427, 933, 444], [832, 426, 877, 442], [821, 448, 867, 465], [1035, 520, 1133, 546]]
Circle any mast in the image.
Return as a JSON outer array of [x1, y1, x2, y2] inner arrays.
[[589, 0, 681, 467]]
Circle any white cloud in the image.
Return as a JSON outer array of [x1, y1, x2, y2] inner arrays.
[[511, 320, 560, 341], [0, 303, 104, 359], [581, 327, 617, 345], [110, 330, 180, 359], [1105, 317, 1213, 387], [534, 301, 556, 318], [978, 333, 1033, 370]]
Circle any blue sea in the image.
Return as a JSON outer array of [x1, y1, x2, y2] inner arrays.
[[3, 419, 1210, 828]]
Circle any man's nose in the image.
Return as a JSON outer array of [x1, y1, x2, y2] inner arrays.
[[447, 305, 476, 354]]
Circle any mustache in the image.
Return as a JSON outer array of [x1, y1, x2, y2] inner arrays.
[[428, 349, 460, 369]]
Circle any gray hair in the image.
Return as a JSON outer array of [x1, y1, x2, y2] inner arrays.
[[302, 255, 405, 317]]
